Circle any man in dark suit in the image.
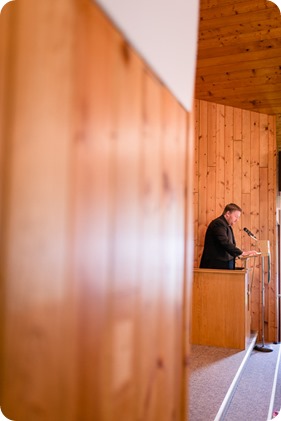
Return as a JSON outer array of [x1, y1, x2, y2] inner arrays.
[[199, 203, 258, 269]]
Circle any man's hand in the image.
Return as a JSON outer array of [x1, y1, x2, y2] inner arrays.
[[241, 250, 261, 257]]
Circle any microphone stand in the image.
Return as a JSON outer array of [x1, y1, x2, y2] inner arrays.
[[243, 231, 273, 352], [253, 239, 273, 352]]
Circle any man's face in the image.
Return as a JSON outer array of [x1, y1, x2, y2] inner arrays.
[[224, 210, 241, 226]]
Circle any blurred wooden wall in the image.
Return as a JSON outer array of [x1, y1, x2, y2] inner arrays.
[[193, 99, 277, 342], [0, 1, 194, 420]]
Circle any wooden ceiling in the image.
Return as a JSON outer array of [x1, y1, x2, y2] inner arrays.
[[196, 0, 281, 120]]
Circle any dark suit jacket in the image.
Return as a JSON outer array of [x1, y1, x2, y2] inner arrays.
[[199, 215, 243, 269]]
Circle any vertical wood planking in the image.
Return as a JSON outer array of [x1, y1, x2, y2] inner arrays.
[[0, 3, 15, 237], [108, 21, 143, 421], [194, 99, 277, 342], [250, 112, 260, 237], [224, 105, 234, 204], [260, 166, 269, 338], [260, 114, 269, 169], [1, 1, 77, 420], [207, 102, 216, 221], [183, 107, 195, 419], [156, 88, 186, 421], [177, 105, 190, 421], [72, 2, 144, 418], [215, 104, 225, 214], [241, 109, 252, 252], [267, 115, 277, 341], [0, 1, 193, 420], [241, 192, 251, 251], [233, 108, 242, 235], [260, 168, 269, 239], [250, 111, 261, 333], [207, 101, 217, 167], [242, 110, 251, 195], [72, 5, 112, 419], [138, 69, 162, 421], [198, 101, 208, 249], [193, 101, 200, 266]]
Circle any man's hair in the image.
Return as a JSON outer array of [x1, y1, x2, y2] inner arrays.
[[223, 203, 242, 214]]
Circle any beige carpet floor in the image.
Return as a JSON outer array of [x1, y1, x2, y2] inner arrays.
[[188, 341, 281, 421]]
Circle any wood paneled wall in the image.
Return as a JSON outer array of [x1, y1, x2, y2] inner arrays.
[[193, 99, 277, 342], [0, 1, 194, 420]]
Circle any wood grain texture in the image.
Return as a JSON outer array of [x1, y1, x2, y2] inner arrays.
[[193, 99, 277, 343], [192, 269, 251, 349], [196, 0, 281, 116], [0, 1, 194, 420], [1, 1, 77, 420]]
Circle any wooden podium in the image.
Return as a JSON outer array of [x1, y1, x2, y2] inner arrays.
[[191, 268, 251, 349]]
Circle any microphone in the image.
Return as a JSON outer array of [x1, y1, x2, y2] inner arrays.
[[243, 227, 258, 240]]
